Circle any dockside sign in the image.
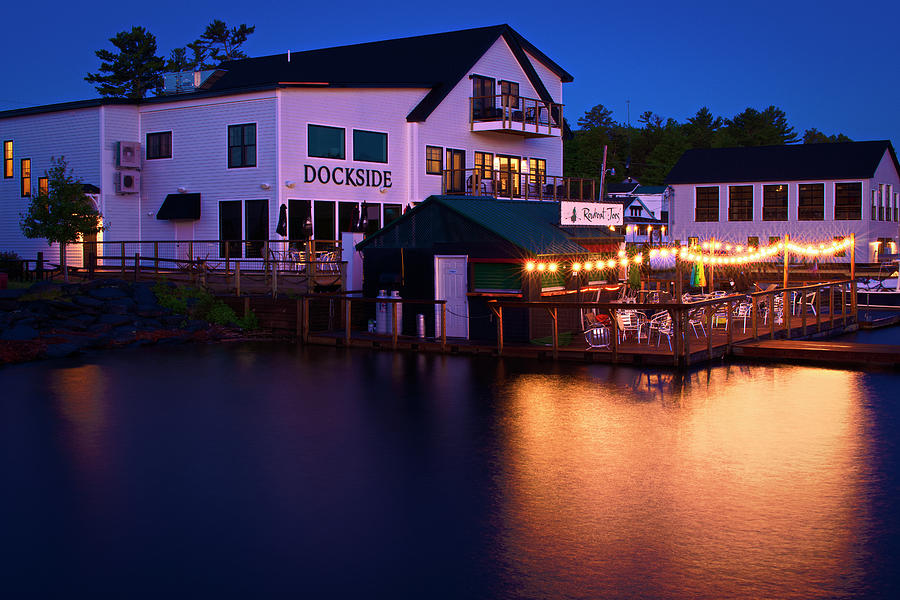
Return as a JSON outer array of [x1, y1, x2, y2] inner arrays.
[[304, 164, 392, 188], [560, 201, 623, 227]]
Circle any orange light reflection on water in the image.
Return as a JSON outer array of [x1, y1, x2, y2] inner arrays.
[[495, 365, 870, 599]]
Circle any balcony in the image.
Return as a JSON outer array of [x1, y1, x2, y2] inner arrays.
[[469, 94, 563, 138], [442, 168, 596, 201]]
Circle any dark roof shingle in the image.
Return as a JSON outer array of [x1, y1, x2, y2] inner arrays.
[[665, 141, 899, 184]]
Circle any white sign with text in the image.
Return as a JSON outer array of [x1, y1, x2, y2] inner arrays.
[[560, 201, 623, 226]]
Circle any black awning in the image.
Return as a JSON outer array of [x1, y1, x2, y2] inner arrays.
[[157, 193, 201, 220]]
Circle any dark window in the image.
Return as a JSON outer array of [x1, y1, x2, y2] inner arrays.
[[728, 185, 753, 221], [471, 75, 496, 119], [146, 131, 172, 159], [472, 263, 521, 293], [288, 199, 312, 248], [308, 125, 344, 159], [500, 80, 520, 109], [20, 158, 30, 197], [219, 200, 242, 258], [876, 237, 893, 258], [338, 201, 357, 234], [3, 140, 11, 178], [747, 236, 759, 249], [363, 203, 381, 236], [425, 146, 442, 175], [688, 236, 699, 248], [762, 184, 788, 221], [38, 177, 48, 196], [227, 124, 256, 168], [244, 199, 268, 258], [630, 206, 641, 217], [695, 186, 718, 222], [474, 151, 493, 180], [769, 236, 780, 245], [879, 185, 885, 221], [352, 130, 387, 163], [834, 182, 862, 220], [383, 204, 402, 226], [798, 183, 824, 220], [314, 200, 335, 247]]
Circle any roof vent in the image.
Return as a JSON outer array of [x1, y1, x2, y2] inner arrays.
[[162, 69, 226, 95]]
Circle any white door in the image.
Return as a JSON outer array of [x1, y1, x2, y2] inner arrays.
[[435, 255, 468, 339], [174, 221, 194, 261]]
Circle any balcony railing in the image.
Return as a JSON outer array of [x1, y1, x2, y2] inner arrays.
[[441, 168, 596, 201], [469, 94, 563, 137]]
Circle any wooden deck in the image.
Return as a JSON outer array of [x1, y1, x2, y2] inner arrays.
[[732, 339, 900, 367]]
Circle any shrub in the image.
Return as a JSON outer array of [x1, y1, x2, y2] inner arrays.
[[0, 251, 25, 281], [153, 281, 257, 330]]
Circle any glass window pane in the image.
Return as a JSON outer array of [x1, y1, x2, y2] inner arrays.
[[244, 199, 268, 258], [353, 130, 387, 163], [308, 125, 345, 159], [219, 200, 242, 258], [314, 200, 336, 246]]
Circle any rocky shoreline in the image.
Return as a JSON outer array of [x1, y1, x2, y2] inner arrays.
[[0, 278, 238, 365]]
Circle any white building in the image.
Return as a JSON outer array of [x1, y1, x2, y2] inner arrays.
[[0, 25, 576, 265], [605, 182, 670, 244], [666, 142, 900, 262]]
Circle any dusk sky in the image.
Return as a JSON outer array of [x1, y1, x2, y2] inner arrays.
[[4, 0, 898, 147]]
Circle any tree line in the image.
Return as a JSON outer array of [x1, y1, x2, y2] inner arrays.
[[85, 20, 255, 99], [563, 104, 852, 187]]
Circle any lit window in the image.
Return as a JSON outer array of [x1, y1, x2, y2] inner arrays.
[[500, 80, 520, 109], [798, 183, 824, 221], [728, 185, 753, 221], [38, 177, 48, 196], [695, 186, 718, 222], [21, 158, 30, 197], [834, 182, 862, 220], [762, 184, 788, 221], [425, 146, 442, 175], [3, 140, 12, 178], [474, 152, 494, 180]]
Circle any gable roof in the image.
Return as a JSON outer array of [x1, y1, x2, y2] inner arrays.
[[358, 195, 597, 256], [665, 141, 900, 184], [210, 24, 572, 123]]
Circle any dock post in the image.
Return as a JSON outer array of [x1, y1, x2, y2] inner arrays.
[[154, 242, 159, 274], [121, 241, 125, 274], [829, 284, 835, 329], [496, 305, 504, 356], [134, 253, 140, 282], [841, 285, 847, 327], [296, 299, 302, 339], [770, 292, 776, 339], [816, 289, 822, 333], [550, 307, 559, 360], [302, 296, 310, 344], [706, 305, 713, 360], [610, 310, 619, 363], [440, 303, 447, 351], [391, 303, 398, 350], [751, 295, 759, 340], [784, 291, 792, 339], [726, 299, 733, 352], [235, 261, 241, 297], [672, 307, 682, 367], [345, 298, 351, 346], [801, 293, 807, 337]]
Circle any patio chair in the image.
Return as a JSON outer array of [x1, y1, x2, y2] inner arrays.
[[731, 301, 754, 333], [687, 307, 707, 337], [648, 311, 674, 350], [616, 310, 648, 343], [581, 309, 611, 350]]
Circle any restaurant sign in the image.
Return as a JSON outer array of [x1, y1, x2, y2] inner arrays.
[[560, 201, 623, 226]]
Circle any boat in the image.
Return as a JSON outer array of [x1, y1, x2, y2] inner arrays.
[[857, 262, 900, 309]]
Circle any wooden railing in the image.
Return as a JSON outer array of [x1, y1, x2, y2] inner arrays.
[[442, 167, 596, 201], [485, 279, 856, 367], [470, 94, 562, 136]]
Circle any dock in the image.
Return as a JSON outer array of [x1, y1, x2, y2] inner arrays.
[[732, 339, 900, 367]]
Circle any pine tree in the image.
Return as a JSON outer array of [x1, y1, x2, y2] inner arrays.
[[85, 27, 165, 99], [19, 157, 105, 282], [187, 20, 256, 69]]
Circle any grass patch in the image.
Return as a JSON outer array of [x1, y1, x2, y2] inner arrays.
[[153, 281, 258, 330]]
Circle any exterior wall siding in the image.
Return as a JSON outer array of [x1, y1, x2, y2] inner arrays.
[[0, 108, 101, 265], [670, 152, 900, 262], [139, 93, 277, 245]]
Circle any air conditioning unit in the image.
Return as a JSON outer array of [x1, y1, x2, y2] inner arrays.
[[117, 141, 141, 169], [116, 171, 141, 194]]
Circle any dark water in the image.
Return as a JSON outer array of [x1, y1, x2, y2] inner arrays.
[[2, 343, 899, 599]]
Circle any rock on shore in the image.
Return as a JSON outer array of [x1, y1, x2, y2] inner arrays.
[[0, 279, 229, 365]]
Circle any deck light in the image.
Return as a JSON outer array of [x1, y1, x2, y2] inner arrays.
[[619, 258, 629, 267], [660, 248, 669, 258], [584, 262, 593, 271], [649, 249, 659, 258], [618, 249, 626, 258], [606, 259, 617, 269], [526, 261, 536, 272], [702, 242, 709, 250], [537, 263, 546, 272], [633, 255, 643, 264], [548, 263, 558, 272], [572, 262, 582, 272]]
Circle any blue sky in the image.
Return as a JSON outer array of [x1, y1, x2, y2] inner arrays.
[[3, 0, 898, 146]]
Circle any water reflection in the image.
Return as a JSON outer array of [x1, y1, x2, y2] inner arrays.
[[496, 364, 871, 599], [0, 345, 893, 598]]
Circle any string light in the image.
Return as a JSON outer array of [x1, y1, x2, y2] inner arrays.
[[519, 236, 853, 273]]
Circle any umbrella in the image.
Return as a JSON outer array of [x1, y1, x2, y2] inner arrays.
[[275, 204, 287, 237], [696, 263, 706, 288]]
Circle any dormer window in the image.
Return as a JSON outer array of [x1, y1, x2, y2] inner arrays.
[[500, 80, 519, 109]]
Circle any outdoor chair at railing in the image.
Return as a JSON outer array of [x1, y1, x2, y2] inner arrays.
[[761, 295, 784, 325], [648, 311, 674, 350], [314, 251, 340, 274], [731, 301, 754, 333], [687, 307, 706, 338], [581, 310, 611, 350], [711, 303, 729, 330], [792, 291, 817, 316], [616, 310, 648, 343]]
